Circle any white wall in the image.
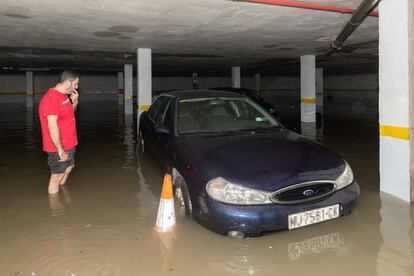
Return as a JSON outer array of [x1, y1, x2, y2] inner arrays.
[[0, 73, 119, 103], [0, 73, 379, 120]]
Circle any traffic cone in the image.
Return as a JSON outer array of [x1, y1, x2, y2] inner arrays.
[[155, 174, 176, 232]]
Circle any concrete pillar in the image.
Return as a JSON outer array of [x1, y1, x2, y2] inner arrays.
[[231, 66, 241, 88], [379, 0, 413, 202], [137, 48, 152, 132], [124, 64, 133, 115], [300, 55, 316, 138], [26, 71, 34, 108], [192, 73, 199, 90], [117, 71, 124, 107], [315, 68, 324, 138], [255, 73, 261, 93]]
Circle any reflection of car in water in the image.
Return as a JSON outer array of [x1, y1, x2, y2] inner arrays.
[[209, 87, 279, 119], [139, 90, 359, 237]]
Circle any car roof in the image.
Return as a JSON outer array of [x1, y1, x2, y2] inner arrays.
[[209, 87, 243, 92], [157, 89, 244, 100]]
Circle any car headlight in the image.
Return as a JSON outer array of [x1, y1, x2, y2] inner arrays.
[[335, 161, 354, 190], [206, 177, 272, 205]]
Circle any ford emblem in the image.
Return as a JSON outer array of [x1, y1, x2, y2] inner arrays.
[[303, 189, 314, 197]]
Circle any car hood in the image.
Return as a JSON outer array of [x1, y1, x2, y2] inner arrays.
[[175, 128, 345, 192]]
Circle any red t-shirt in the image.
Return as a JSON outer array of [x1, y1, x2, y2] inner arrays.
[[39, 88, 78, 152]]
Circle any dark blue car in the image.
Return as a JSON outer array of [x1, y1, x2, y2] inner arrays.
[[139, 90, 359, 237]]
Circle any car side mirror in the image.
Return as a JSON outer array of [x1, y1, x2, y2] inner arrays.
[[154, 126, 170, 136]]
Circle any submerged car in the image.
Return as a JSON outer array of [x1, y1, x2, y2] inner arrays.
[[139, 90, 359, 237]]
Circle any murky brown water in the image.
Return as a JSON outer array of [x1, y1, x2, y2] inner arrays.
[[0, 103, 413, 276]]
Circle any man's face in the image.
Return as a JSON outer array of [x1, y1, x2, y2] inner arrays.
[[65, 78, 79, 94]]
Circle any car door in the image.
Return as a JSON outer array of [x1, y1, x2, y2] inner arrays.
[[141, 95, 175, 169], [141, 95, 171, 154], [152, 97, 175, 171]]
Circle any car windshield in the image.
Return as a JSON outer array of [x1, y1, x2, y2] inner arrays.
[[178, 97, 279, 134]]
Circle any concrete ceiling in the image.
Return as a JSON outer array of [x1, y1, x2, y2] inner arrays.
[[0, 0, 379, 75]]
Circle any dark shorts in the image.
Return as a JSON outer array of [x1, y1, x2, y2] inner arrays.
[[47, 148, 76, 174]]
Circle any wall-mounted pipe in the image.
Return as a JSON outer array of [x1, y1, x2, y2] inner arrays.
[[324, 0, 381, 59], [236, 0, 379, 17]]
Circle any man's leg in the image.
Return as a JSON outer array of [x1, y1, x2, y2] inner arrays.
[[59, 164, 75, 185], [48, 173, 64, 194], [59, 148, 76, 186]]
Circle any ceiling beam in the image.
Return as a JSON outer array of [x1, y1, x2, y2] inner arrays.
[[236, 0, 379, 17]]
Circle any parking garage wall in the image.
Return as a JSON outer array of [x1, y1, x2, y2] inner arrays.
[[0, 73, 118, 103], [246, 74, 379, 121], [0, 73, 378, 121]]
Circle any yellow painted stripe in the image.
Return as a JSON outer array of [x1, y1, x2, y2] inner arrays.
[[301, 98, 316, 104], [137, 104, 150, 111], [125, 96, 133, 100], [380, 125, 410, 140]]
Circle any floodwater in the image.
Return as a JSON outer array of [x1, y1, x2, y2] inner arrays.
[[0, 103, 413, 276]]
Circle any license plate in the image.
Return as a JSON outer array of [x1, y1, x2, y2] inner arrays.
[[288, 204, 340, 230]]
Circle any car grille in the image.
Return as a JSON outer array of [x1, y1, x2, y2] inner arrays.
[[271, 182, 336, 204]]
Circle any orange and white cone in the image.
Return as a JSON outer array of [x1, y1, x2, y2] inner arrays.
[[155, 174, 176, 232]]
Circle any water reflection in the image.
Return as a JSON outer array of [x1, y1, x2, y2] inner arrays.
[[26, 107, 34, 129], [155, 229, 177, 272], [48, 186, 73, 216], [2, 103, 414, 276], [25, 108, 36, 150], [48, 193, 66, 216], [377, 193, 414, 275], [288, 231, 345, 261], [122, 114, 135, 170], [135, 152, 158, 218]]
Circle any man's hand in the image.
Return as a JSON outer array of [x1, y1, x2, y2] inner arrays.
[[58, 149, 69, 162], [70, 89, 79, 104]]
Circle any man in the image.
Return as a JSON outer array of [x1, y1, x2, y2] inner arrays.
[[39, 70, 80, 194]]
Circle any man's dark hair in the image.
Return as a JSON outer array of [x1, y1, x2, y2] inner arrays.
[[58, 70, 79, 84]]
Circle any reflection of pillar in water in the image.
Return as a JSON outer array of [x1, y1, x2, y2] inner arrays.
[[135, 154, 157, 217], [117, 105, 124, 127], [26, 107, 34, 130], [122, 115, 135, 170], [376, 193, 413, 275], [117, 71, 124, 107], [124, 114, 133, 129], [26, 71, 34, 109], [124, 64, 133, 116], [25, 108, 35, 149]]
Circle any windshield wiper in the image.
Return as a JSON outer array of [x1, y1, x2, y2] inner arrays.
[[180, 130, 225, 135], [231, 126, 279, 132]]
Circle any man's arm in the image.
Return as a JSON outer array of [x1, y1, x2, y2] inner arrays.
[[70, 89, 79, 112], [47, 115, 68, 161]]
